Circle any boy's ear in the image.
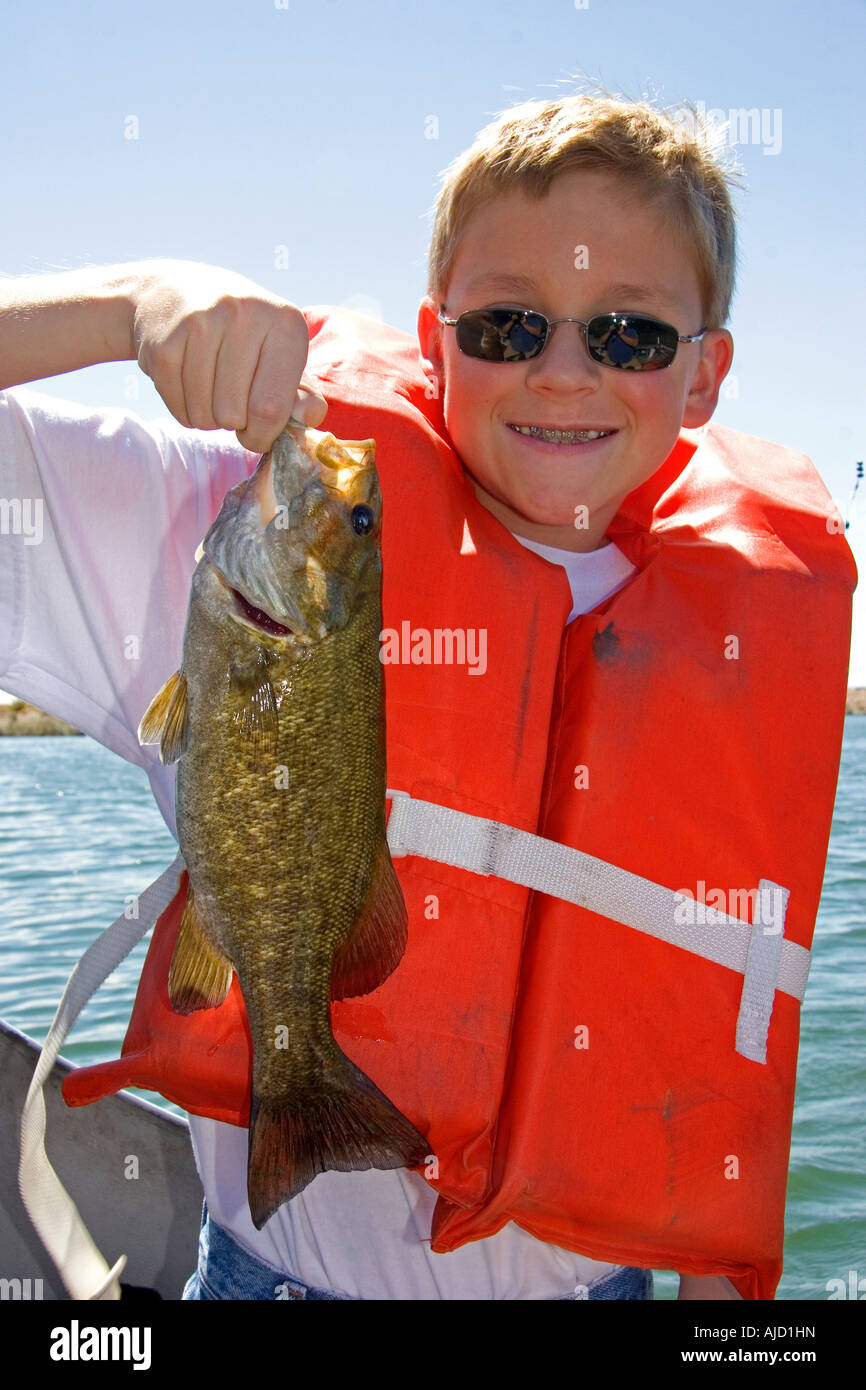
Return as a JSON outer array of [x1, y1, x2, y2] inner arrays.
[[682, 328, 735, 427], [417, 296, 444, 374]]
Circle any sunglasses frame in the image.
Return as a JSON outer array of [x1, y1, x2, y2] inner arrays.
[[437, 305, 705, 370]]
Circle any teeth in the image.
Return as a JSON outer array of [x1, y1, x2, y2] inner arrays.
[[510, 425, 611, 443]]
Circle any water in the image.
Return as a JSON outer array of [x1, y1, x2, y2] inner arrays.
[[0, 738, 182, 1116], [1, 728, 863, 1301]]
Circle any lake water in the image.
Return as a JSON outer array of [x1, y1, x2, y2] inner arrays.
[[1, 725, 863, 1301]]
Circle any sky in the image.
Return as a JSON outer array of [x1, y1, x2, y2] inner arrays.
[[1, 0, 864, 682]]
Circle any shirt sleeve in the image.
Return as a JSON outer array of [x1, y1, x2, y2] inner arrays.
[[0, 384, 257, 797]]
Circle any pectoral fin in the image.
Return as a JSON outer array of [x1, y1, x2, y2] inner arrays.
[[138, 670, 189, 765], [230, 658, 278, 766], [168, 882, 234, 1014], [330, 840, 409, 1000]]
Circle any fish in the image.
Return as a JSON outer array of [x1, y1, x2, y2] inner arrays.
[[138, 422, 428, 1229]]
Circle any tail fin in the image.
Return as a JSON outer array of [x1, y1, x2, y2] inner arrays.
[[247, 1055, 428, 1229]]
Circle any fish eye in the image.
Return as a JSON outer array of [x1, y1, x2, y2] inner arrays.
[[351, 504, 375, 536]]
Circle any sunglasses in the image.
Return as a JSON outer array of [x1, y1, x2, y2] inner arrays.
[[437, 305, 704, 371]]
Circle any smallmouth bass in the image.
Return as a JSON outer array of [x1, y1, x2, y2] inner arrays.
[[139, 423, 427, 1229]]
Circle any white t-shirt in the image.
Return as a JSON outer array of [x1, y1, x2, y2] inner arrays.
[[0, 384, 638, 1300], [512, 531, 637, 621]]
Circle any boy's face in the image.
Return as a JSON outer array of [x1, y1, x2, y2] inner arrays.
[[417, 169, 733, 550]]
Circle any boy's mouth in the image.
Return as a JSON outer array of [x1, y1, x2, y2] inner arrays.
[[507, 423, 617, 444]]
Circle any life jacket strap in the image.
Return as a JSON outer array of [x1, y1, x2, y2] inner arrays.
[[386, 790, 809, 1064]]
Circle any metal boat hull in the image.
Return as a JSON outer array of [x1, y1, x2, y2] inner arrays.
[[0, 1019, 202, 1300]]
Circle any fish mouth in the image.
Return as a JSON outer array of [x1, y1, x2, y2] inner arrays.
[[229, 584, 295, 636], [208, 564, 298, 637]]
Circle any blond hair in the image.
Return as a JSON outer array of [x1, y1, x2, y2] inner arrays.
[[426, 91, 743, 329]]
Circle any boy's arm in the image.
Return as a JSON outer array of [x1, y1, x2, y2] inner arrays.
[[0, 260, 326, 450], [0, 259, 322, 792], [678, 1274, 744, 1299]]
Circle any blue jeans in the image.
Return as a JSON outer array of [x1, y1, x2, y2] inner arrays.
[[182, 1204, 653, 1301]]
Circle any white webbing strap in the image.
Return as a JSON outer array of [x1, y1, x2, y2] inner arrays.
[[386, 792, 809, 1060], [735, 882, 790, 1063], [19, 851, 185, 1300]]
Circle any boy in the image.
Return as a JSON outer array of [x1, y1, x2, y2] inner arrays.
[[0, 92, 853, 1301]]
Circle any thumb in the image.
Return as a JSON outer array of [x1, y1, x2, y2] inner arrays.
[[290, 378, 328, 428]]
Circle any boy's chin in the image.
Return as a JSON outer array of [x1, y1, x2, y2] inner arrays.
[[469, 477, 593, 537], [502, 506, 608, 550]]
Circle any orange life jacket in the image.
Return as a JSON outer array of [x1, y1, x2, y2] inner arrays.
[[63, 307, 856, 1300]]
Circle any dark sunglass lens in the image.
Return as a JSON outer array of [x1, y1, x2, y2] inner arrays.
[[456, 309, 546, 361], [456, 311, 501, 359], [587, 314, 678, 370], [504, 312, 546, 359]]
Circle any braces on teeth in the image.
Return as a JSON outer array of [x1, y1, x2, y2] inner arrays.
[[511, 425, 610, 442]]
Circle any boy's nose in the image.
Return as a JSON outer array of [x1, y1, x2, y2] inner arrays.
[[525, 320, 602, 389]]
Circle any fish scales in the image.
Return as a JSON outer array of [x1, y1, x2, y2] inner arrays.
[[178, 583, 383, 1098]]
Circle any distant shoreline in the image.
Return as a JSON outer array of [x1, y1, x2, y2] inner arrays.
[[0, 701, 82, 736], [2, 693, 866, 736]]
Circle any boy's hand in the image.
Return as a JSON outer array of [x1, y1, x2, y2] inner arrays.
[[132, 262, 327, 454]]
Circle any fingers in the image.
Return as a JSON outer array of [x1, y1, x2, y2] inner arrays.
[[234, 374, 328, 452], [180, 308, 225, 430], [291, 378, 329, 428], [211, 305, 273, 436], [137, 319, 193, 429], [133, 268, 326, 452], [197, 299, 309, 446], [234, 312, 326, 453]]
